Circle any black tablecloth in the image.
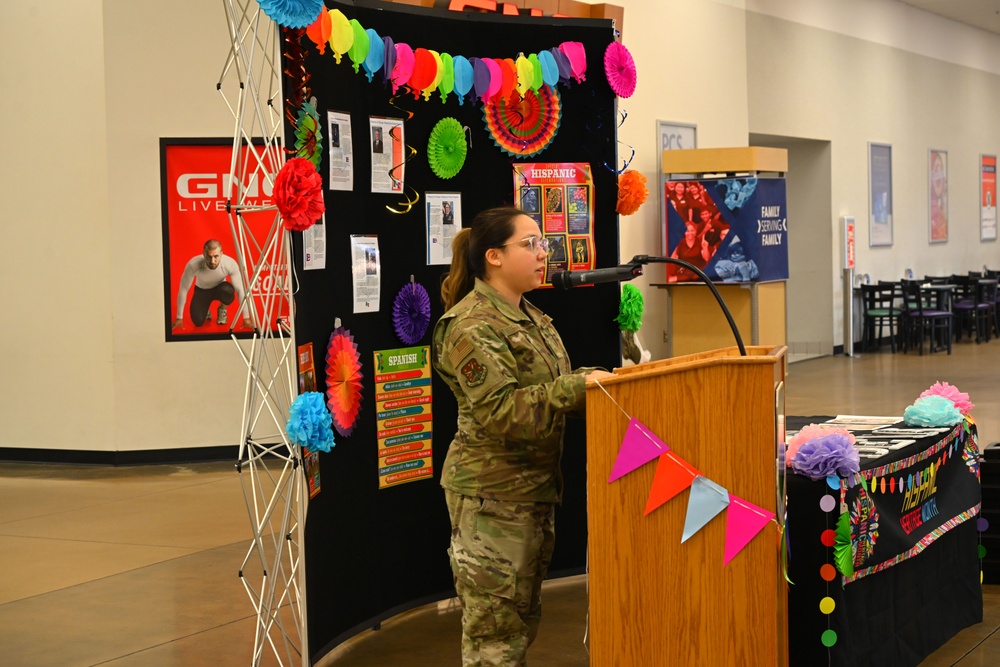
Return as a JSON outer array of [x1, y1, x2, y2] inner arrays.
[[786, 416, 983, 667]]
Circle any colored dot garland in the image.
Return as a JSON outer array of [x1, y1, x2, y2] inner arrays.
[[819, 492, 839, 649]]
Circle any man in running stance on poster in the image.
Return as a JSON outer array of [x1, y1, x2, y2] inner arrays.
[[173, 239, 252, 330]]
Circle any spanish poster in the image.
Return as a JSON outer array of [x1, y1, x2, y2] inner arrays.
[[513, 162, 595, 285], [160, 139, 289, 342], [373, 346, 433, 489]]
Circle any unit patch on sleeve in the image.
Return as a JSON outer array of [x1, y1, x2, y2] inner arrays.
[[460, 357, 488, 387]]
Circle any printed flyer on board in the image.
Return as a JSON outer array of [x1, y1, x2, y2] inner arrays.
[[513, 162, 595, 285], [374, 346, 433, 489]]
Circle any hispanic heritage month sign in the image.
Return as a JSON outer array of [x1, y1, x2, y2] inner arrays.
[[513, 162, 596, 285], [374, 346, 433, 489], [663, 177, 788, 283], [841, 419, 980, 583], [160, 139, 290, 342]]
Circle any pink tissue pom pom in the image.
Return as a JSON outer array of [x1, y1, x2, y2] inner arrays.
[[786, 424, 855, 467], [919, 381, 973, 415]]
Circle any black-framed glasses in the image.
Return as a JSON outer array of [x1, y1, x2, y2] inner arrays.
[[500, 236, 549, 253]]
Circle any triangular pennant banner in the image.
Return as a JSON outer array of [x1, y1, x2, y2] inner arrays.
[[644, 451, 701, 516], [608, 418, 669, 483], [682, 476, 730, 542], [723, 494, 775, 566]]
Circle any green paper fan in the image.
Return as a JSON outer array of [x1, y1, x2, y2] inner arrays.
[[615, 283, 644, 332], [427, 117, 467, 180], [833, 510, 854, 578]]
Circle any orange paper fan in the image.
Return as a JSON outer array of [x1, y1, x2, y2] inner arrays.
[[326, 326, 363, 436]]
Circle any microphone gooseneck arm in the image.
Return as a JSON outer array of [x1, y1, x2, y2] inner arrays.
[[627, 255, 747, 357]]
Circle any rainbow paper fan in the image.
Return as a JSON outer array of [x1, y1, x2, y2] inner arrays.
[[483, 86, 562, 158], [325, 326, 363, 437]]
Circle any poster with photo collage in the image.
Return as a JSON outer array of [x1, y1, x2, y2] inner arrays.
[[513, 162, 595, 286]]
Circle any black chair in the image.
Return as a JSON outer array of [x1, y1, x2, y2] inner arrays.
[[951, 275, 979, 342], [860, 283, 902, 352], [901, 279, 953, 354]]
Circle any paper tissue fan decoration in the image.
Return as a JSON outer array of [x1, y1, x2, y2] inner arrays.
[[305, 6, 332, 54], [409, 48, 437, 100], [327, 9, 353, 64], [453, 55, 473, 105], [484, 86, 562, 158], [484, 58, 503, 100], [391, 42, 415, 94], [558, 41, 588, 83], [604, 41, 637, 98], [286, 392, 335, 453], [438, 53, 455, 103], [427, 117, 468, 179], [362, 28, 384, 82], [382, 36, 396, 85], [393, 282, 432, 345], [258, 0, 324, 29], [615, 284, 644, 332], [538, 49, 559, 87], [326, 326, 364, 437], [616, 170, 648, 215], [347, 19, 369, 74], [294, 100, 323, 168], [528, 53, 544, 91], [274, 157, 325, 231], [426, 51, 445, 101]]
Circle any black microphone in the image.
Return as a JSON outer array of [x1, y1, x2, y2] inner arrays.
[[549, 264, 643, 289]]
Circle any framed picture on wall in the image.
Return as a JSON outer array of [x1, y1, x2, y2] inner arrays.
[[929, 149, 948, 243], [868, 142, 893, 247], [657, 121, 697, 255], [981, 154, 996, 242]]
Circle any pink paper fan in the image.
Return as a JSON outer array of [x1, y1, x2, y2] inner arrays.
[[604, 42, 636, 98]]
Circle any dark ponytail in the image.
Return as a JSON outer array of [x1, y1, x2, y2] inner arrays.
[[440, 207, 527, 311]]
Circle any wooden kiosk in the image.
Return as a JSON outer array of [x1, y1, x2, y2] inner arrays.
[[585, 345, 788, 666]]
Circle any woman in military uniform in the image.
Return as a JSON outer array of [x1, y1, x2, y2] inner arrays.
[[433, 207, 611, 666]]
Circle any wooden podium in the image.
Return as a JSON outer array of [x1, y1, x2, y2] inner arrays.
[[585, 346, 788, 666]]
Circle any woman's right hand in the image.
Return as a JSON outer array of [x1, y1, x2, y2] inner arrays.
[[586, 370, 615, 382]]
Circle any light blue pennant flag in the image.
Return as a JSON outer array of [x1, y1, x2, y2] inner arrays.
[[681, 476, 731, 543]]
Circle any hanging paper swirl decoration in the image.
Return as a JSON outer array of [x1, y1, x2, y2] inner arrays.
[[257, 0, 324, 29], [483, 86, 562, 158], [427, 117, 467, 179], [393, 282, 432, 345], [326, 326, 363, 437]]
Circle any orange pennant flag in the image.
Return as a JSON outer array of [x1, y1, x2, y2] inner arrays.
[[644, 451, 701, 516]]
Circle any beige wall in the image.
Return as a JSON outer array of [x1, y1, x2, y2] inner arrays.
[[746, 7, 1000, 346], [2, 0, 998, 451]]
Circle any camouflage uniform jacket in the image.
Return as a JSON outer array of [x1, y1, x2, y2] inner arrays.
[[433, 278, 593, 504]]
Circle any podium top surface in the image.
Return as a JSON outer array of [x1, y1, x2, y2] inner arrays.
[[661, 146, 788, 176], [587, 345, 786, 389]]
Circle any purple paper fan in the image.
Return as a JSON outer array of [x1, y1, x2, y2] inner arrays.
[[393, 282, 432, 345]]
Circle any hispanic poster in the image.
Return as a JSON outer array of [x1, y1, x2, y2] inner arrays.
[[663, 177, 788, 283], [374, 346, 433, 489], [327, 110, 354, 192], [981, 154, 997, 241], [868, 142, 893, 247], [297, 342, 321, 499], [426, 192, 463, 265], [370, 116, 404, 194], [513, 162, 595, 285], [160, 139, 289, 342], [350, 234, 380, 314], [929, 149, 949, 244]]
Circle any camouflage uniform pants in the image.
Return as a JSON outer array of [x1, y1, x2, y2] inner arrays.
[[445, 491, 556, 667]]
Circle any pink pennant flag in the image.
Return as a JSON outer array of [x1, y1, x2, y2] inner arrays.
[[723, 494, 775, 566], [608, 418, 669, 483]]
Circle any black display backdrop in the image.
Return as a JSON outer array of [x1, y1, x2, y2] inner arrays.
[[284, 2, 622, 659]]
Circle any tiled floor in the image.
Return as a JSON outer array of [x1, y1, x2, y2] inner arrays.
[[1, 341, 998, 666]]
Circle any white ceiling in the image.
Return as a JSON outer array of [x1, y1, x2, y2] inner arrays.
[[898, 0, 1000, 35]]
